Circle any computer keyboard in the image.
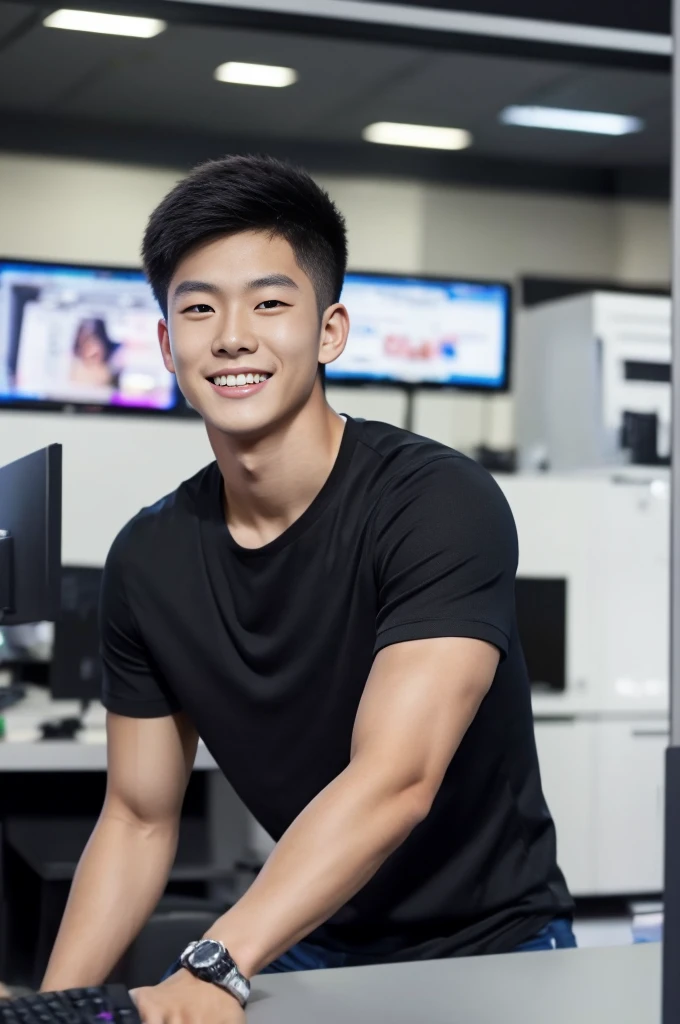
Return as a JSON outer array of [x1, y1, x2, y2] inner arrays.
[[0, 986, 140, 1024]]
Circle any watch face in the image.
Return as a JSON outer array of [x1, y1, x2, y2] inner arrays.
[[190, 940, 223, 968]]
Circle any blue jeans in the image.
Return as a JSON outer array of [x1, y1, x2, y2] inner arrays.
[[162, 918, 576, 978]]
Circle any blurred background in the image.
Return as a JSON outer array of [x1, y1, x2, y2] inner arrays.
[[0, 0, 672, 991]]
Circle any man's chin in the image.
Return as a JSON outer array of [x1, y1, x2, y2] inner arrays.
[[202, 407, 274, 443]]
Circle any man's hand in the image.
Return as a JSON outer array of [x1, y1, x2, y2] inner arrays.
[[131, 969, 246, 1024]]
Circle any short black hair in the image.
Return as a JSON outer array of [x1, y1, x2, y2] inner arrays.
[[142, 153, 348, 322]]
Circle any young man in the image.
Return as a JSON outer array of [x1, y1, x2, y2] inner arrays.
[[42, 155, 574, 1021]]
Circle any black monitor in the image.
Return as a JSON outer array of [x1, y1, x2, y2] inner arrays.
[[50, 566, 103, 704], [327, 272, 512, 391], [515, 577, 567, 692], [0, 445, 62, 626], [0, 258, 177, 413]]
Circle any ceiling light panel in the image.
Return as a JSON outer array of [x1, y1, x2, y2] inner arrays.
[[214, 62, 298, 88], [500, 105, 643, 136], [43, 10, 166, 38], [362, 122, 472, 150]]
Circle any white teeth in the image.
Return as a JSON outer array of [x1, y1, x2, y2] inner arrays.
[[212, 372, 271, 387]]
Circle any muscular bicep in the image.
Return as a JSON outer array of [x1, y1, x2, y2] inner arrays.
[[351, 637, 499, 804], [104, 711, 199, 826]]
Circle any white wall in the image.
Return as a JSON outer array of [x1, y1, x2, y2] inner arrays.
[[0, 154, 179, 266], [421, 184, 620, 281], [0, 151, 671, 456], [0, 411, 212, 566], [613, 200, 671, 284]]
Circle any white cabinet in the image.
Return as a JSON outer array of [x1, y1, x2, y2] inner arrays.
[[593, 720, 668, 894], [534, 715, 668, 897], [533, 718, 597, 896]]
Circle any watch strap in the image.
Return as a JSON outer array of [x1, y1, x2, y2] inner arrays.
[[213, 965, 251, 1007], [179, 941, 250, 1008]]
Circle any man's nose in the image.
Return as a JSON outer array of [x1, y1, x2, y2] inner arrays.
[[211, 309, 256, 357]]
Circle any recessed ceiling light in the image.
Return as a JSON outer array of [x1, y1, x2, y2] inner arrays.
[[362, 122, 472, 150], [214, 62, 298, 88], [500, 105, 643, 136], [43, 9, 166, 38]]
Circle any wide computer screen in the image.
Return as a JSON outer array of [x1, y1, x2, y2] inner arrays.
[[0, 259, 175, 411], [329, 273, 511, 389]]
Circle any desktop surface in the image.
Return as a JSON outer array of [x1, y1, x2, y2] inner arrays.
[[0, 685, 217, 771], [248, 943, 660, 1024]]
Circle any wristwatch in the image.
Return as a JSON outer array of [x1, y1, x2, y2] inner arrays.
[[179, 939, 251, 1008]]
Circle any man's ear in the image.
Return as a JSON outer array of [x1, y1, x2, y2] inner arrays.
[[158, 319, 176, 374], [318, 303, 350, 369]]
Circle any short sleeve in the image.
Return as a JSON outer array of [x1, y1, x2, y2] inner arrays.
[[372, 455, 517, 658], [100, 525, 182, 718]]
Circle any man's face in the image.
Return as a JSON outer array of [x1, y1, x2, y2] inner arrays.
[[159, 230, 347, 439]]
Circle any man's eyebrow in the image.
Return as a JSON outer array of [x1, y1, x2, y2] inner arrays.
[[246, 274, 299, 291], [172, 280, 221, 302]]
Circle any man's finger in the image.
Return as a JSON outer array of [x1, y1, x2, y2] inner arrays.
[[132, 993, 165, 1024]]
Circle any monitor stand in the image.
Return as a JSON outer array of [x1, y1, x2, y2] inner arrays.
[[403, 386, 415, 433]]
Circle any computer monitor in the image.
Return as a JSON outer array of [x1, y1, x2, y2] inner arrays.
[[515, 578, 567, 692], [0, 622, 53, 666], [0, 258, 176, 412], [328, 273, 512, 391], [0, 445, 62, 626], [50, 566, 103, 703]]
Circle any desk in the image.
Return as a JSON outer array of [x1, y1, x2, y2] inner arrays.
[[249, 943, 660, 1024], [3, 816, 236, 985], [0, 690, 231, 985], [0, 687, 217, 771]]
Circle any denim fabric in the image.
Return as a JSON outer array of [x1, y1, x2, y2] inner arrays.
[[513, 918, 578, 953], [161, 957, 183, 982]]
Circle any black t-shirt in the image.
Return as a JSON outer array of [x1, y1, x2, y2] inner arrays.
[[101, 415, 573, 962]]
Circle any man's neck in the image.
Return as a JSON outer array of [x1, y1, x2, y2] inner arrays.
[[206, 395, 347, 548]]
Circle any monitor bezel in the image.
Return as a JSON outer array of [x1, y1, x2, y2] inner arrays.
[[0, 255, 181, 416], [328, 269, 514, 394]]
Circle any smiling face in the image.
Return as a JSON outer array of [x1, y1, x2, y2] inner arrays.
[[159, 230, 349, 440], [75, 322, 108, 364]]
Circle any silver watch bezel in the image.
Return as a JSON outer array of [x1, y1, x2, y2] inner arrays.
[[185, 938, 224, 969]]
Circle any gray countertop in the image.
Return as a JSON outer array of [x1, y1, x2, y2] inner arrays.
[[249, 943, 661, 1024]]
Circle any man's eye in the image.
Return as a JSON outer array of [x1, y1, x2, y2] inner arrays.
[[256, 300, 286, 310], [182, 304, 213, 314]]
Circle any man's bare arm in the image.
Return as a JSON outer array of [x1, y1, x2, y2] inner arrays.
[[41, 710, 198, 991], [206, 635, 498, 977]]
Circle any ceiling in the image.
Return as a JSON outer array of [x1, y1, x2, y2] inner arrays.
[[0, 1, 671, 198], [354, 0, 672, 35]]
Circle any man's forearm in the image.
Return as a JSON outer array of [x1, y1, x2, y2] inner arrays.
[[41, 813, 179, 991], [206, 760, 429, 977]]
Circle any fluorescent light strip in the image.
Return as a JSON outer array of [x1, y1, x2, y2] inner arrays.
[[43, 9, 166, 38], [214, 61, 298, 87], [500, 105, 643, 136], [165, 0, 671, 56], [363, 121, 472, 150]]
